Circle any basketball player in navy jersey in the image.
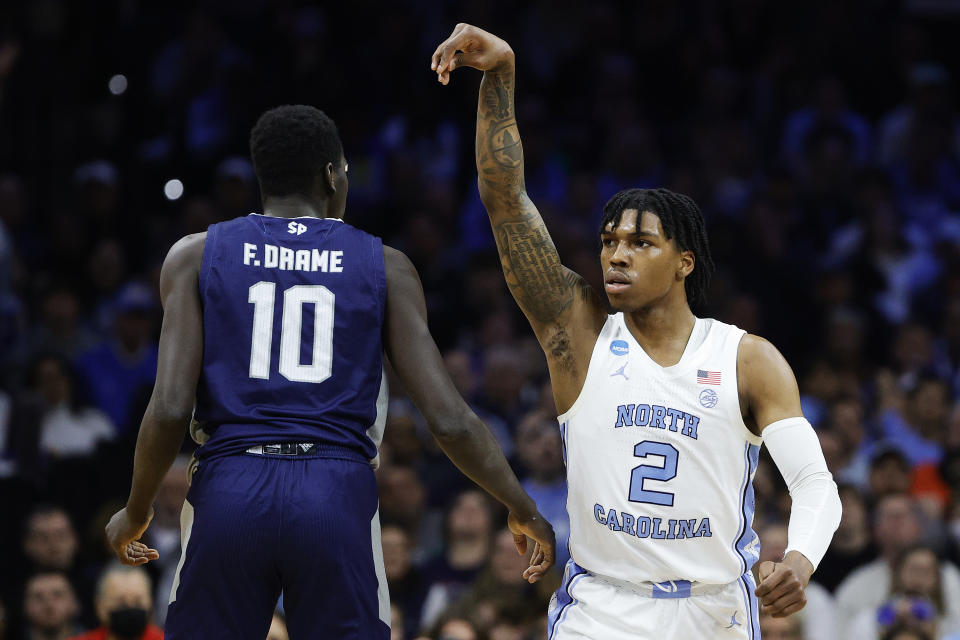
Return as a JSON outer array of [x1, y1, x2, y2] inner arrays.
[[433, 25, 841, 639], [104, 105, 554, 639]]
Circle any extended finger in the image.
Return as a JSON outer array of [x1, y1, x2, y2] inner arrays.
[[431, 24, 469, 70]]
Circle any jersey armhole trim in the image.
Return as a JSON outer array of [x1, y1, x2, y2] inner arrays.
[[733, 330, 764, 446], [556, 315, 615, 424], [198, 224, 218, 300]]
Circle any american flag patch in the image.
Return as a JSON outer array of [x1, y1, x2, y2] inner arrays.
[[697, 369, 721, 385]]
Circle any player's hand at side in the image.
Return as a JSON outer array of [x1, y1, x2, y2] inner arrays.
[[754, 558, 810, 618], [105, 507, 160, 566], [431, 23, 514, 85], [508, 510, 556, 584]]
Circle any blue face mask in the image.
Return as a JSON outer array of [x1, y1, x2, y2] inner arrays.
[[108, 607, 148, 639]]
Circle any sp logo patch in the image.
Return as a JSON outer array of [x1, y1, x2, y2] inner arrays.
[[699, 388, 718, 409], [610, 340, 629, 356]]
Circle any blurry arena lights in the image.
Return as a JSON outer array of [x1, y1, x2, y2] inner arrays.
[[164, 179, 184, 201], [108, 74, 128, 95]]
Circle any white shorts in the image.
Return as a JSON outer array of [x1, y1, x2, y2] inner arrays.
[[547, 561, 760, 639]]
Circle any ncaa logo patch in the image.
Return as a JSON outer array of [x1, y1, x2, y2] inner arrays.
[[610, 340, 629, 356], [699, 388, 718, 409]]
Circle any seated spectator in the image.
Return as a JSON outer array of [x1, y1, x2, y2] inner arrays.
[[74, 282, 159, 435], [818, 484, 877, 592], [22, 571, 81, 640], [515, 409, 569, 570], [871, 449, 914, 499], [446, 528, 556, 637], [826, 394, 873, 489], [866, 545, 960, 639], [759, 609, 803, 640], [29, 354, 114, 460], [837, 494, 960, 636], [879, 376, 951, 467], [382, 524, 428, 640], [757, 522, 837, 640], [379, 465, 443, 564], [418, 491, 495, 631], [69, 564, 162, 640]]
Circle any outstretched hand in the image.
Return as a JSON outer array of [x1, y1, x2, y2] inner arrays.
[[105, 507, 159, 566], [508, 510, 556, 583], [431, 23, 514, 85]]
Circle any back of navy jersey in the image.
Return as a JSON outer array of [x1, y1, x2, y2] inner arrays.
[[194, 214, 387, 462]]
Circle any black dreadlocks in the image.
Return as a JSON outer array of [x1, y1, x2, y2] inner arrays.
[[599, 187, 715, 310]]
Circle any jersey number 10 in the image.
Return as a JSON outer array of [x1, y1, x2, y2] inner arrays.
[[247, 282, 335, 383]]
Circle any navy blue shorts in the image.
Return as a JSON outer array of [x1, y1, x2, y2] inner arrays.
[[165, 453, 390, 639]]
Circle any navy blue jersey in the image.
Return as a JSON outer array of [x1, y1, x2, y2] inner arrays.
[[193, 214, 387, 462]]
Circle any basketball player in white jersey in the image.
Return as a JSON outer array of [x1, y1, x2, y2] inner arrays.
[[432, 25, 842, 638]]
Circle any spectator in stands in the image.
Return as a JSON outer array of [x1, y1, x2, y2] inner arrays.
[[836, 494, 960, 636], [419, 491, 495, 631], [22, 571, 80, 640], [74, 282, 158, 434], [849, 544, 960, 639], [29, 354, 114, 460], [382, 524, 428, 640], [879, 376, 951, 467], [515, 409, 569, 570], [818, 484, 877, 592], [69, 564, 162, 640]]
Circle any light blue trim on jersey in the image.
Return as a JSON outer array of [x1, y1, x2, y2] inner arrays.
[[732, 442, 751, 575], [742, 572, 761, 638], [548, 558, 587, 639], [735, 444, 761, 571]]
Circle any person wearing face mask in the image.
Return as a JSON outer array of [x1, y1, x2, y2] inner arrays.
[[69, 565, 162, 640]]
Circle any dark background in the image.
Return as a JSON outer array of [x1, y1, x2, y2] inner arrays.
[[1, 1, 960, 639]]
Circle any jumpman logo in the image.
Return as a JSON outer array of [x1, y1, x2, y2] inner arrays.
[[725, 612, 740, 629], [610, 363, 629, 380]]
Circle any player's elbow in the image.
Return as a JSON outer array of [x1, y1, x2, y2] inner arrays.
[[425, 405, 474, 443], [147, 394, 194, 428]]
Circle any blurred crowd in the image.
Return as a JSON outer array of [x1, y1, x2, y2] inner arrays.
[[2, 1, 960, 639]]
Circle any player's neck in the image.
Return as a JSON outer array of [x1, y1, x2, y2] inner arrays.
[[262, 195, 341, 220], [623, 297, 697, 367]]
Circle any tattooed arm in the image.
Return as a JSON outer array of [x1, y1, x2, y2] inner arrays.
[[432, 25, 606, 405]]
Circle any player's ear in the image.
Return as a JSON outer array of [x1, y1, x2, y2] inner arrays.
[[677, 250, 695, 280], [325, 161, 337, 194]]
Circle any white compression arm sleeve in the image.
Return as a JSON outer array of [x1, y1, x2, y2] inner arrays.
[[762, 416, 842, 571]]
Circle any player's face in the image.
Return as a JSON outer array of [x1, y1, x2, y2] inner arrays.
[[599, 209, 691, 312]]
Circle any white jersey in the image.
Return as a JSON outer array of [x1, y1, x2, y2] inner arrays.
[[558, 314, 762, 586]]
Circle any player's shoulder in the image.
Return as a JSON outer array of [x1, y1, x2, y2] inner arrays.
[[161, 232, 207, 280], [382, 244, 417, 277], [736, 333, 798, 399]]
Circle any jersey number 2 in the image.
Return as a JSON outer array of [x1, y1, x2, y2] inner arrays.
[[628, 441, 678, 506], [247, 282, 334, 383]]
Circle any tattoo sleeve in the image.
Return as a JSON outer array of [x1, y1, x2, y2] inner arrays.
[[476, 66, 574, 325]]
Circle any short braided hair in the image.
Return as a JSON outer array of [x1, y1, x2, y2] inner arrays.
[[599, 187, 715, 309], [249, 105, 343, 198]]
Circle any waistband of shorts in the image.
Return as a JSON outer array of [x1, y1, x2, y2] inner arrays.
[[243, 442, 369, 462], [592, 573, 735, 599]]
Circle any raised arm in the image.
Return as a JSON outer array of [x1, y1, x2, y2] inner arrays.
[[432, 24, 604, 341], [382, 245, 554, 582]]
